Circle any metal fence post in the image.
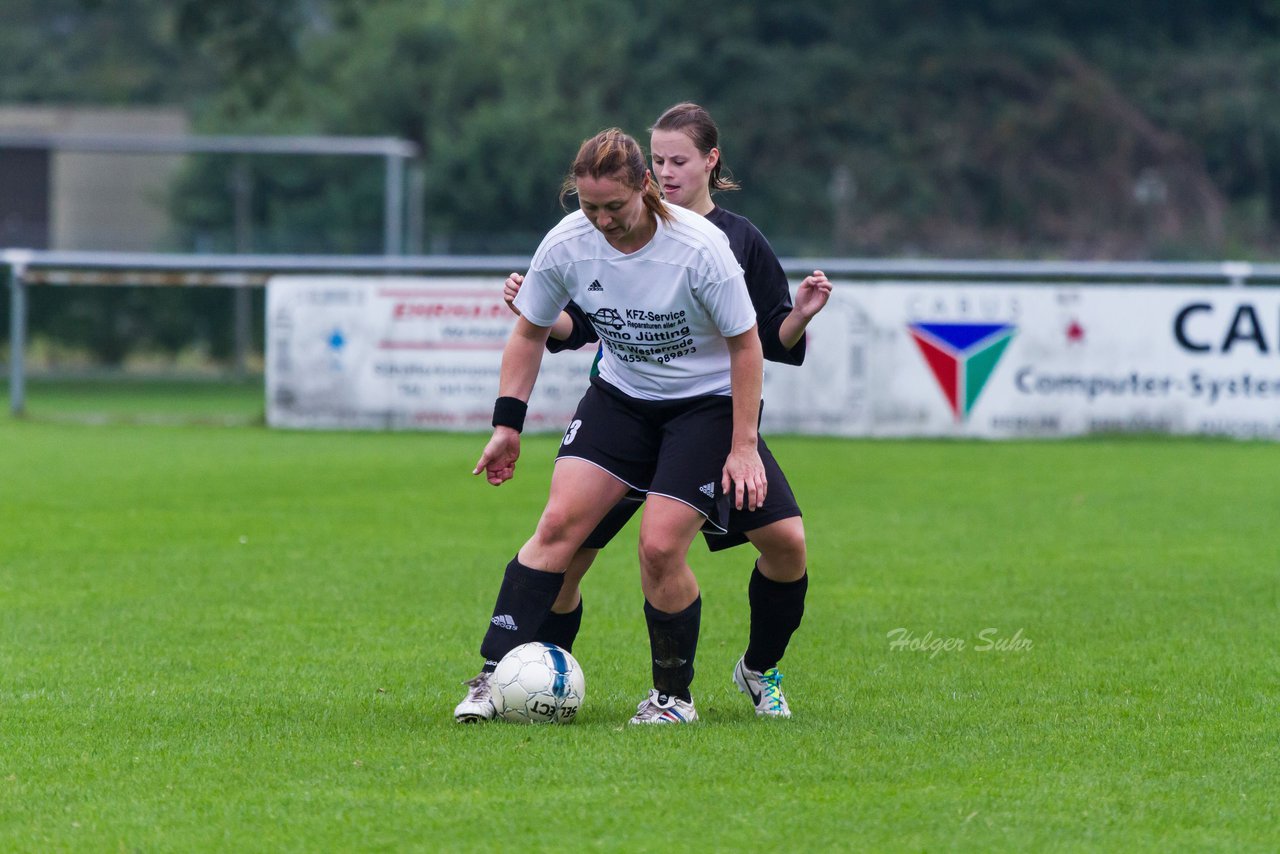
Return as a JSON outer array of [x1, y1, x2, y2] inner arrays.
[[384, 153, 405, 256], [232, 156, 254, 377], [7, 262, 27, 417]]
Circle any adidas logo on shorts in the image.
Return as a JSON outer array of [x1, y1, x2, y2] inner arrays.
[[699, 482, 716, 497], [587, 279, 604, 291], [490, 614, 518, 630]]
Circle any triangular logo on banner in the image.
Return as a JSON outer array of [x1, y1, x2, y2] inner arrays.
[[908, 322, 1016, 421]]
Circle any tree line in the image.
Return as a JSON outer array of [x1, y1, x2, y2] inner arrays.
[[4, 0, 1280, 364]]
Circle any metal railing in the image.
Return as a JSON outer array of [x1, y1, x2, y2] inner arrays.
[[6, 248, 1280, 416]]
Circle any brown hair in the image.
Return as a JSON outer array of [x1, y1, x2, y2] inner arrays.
[[650, 102, 740, 193], [559, 128, 672, 224]]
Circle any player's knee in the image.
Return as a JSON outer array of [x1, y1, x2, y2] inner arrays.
[[531, 505, 588, 554], [754, 518, 807, 580], [637, 534, 684, 579], [775, 526, 807, 566]]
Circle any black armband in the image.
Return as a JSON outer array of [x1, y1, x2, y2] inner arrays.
[[492, 396, 528, 432]]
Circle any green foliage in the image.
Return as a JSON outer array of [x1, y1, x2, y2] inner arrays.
[[22, 287, 262, 367], [8, 0, 1280, 363], [172, 0, 305, 113], [158, 0, 1280, 258], [0, 0, 210, 104]]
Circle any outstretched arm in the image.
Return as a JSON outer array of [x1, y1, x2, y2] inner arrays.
[[472, 316, 553, 486]]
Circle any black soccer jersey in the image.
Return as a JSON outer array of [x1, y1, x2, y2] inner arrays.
[[704, 206, 804, 366]]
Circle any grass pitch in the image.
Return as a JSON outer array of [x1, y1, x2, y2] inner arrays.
[[1, 381, 1276, 851]]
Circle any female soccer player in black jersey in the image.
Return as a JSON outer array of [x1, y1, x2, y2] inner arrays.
[[504, 103, 832, 717]]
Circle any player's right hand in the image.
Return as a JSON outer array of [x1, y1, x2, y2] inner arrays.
[[503, 273, 525, 316], [473, 427, 521, 485], [721, 445, 768, 511]]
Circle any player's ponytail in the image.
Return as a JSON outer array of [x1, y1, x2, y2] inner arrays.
[[561, 128, 674, 224]]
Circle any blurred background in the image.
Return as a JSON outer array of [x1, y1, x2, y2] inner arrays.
[[2, 0, 1279, 372]]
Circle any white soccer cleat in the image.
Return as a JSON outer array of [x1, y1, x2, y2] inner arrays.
[[627, 689, 698, 724], [454, 671, 496, 723], [733, 656, 792, 718]]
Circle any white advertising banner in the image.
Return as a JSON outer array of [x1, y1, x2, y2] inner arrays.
[[800, 282, 1280, 439], [266, 275, 1280, 440], [265, 276, 595, 431]]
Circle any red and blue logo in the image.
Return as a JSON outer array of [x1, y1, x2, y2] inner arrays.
[[908, 322, 1016, 421]]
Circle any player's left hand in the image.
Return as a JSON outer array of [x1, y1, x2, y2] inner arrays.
[[794, 269, 832, 319], [473, 427, 521, 485], [721, 445, 767, 511]]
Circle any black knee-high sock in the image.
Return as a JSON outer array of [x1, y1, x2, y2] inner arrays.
[[745, 564, 807, 672], [644, 596, 701, 702], [534, 598, 583, 653], [479, 557, 564, 670]]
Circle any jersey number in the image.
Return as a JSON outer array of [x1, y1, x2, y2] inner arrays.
[[562, 419, 582, 446]]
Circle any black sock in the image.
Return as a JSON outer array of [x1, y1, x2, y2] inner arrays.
[[744, 564, 807, 673], [479, 557, 565, 670], [534, 597, 583, 653], [644, 596, 701, 702]]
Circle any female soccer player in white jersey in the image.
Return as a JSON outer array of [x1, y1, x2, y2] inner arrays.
[[504, 103, 832, 718], [455, 128, 766, 724]]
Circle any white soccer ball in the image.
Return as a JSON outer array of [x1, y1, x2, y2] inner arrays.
[[491, 642, 585, 724]]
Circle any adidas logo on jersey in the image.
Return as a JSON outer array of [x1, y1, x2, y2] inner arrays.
[[490, 614, 517, 630], [587, 279, 604, 292], [699, 483, 716, 497]]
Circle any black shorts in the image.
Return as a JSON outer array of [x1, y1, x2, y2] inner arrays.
[[578, 431, 803, 553], [556, 376, 734, 534]]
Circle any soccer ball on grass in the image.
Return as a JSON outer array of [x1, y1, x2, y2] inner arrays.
[[491, 642, 585, 724]]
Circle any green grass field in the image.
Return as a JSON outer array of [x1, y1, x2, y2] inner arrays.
[[1, 381, 1277, 851]]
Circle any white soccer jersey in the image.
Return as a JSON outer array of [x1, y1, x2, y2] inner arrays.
[[514, 203, 756, 399]]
